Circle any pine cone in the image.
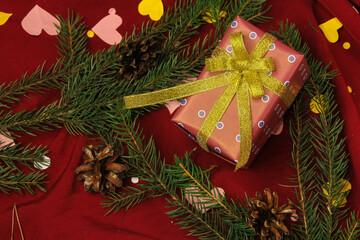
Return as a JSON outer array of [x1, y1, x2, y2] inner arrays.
[[247, 189, 295, 240], [75, 145, 129, 194], [118, 36, 161, 81]]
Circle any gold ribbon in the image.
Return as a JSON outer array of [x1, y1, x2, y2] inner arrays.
[[124, 32, 294, 170]]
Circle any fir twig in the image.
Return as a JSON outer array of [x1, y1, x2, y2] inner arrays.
[[0, 61, 65, 109], [341, 212, 360, 240], [273, 21, 353, 240], [104, 104, 238, 239], [102, 186, 154, 214], [0, 166, 47, 195]]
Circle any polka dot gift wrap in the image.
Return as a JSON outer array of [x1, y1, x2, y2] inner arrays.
[[171, 17, 310, 169]]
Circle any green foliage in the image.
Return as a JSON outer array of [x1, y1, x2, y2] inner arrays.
[[340, 212, 360, 240], [56, 12, 89, 66], [0, 62, 65, 109], [0, 166, 47, 195], [102, 102, 254, 239], [3, 1, 358, 240], [0, 142, 49, 195], [272, 22, 359, 239]]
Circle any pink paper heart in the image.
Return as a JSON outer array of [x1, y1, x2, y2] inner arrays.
[[165, 100, 181, 114], [21, 5, 60, 36], [185, 186, 225, 213], [0, 132, 14, 147], [91, 8, 122, 45]]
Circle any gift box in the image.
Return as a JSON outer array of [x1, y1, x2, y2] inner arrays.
[[171, 16, 310, 169]]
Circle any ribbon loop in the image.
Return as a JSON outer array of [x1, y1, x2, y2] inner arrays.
[[230, 32, 249, 59]]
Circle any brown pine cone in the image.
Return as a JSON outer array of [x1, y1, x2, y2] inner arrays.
[[75, 145, 129, 194], [247, 188, 295, 240], [118, 36, 161, 81]]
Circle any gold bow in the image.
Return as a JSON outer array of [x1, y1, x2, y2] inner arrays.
[[124, 32, 294, 170]]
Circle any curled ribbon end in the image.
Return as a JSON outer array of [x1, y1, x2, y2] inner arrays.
[[196, 135, 210, 152], [234, 162, 244, 171]]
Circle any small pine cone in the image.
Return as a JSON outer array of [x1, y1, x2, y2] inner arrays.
[[118, 36, 161, 81], [75, 145, 129, 194], [247, 189, 295, 240]]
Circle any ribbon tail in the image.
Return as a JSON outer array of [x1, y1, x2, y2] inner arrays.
[[196, 77, 239, 151], [235, 83, 252, 171], [124, 73, 231, 109]]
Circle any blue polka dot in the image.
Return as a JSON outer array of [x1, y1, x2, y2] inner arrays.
[[267, 72, 272, 75], [269, 43, 275, 50], [284, 81, 290, 86], [189, 134, 195, 139], [288, 55, 296, 63], [258, 120, 264, 128], [249, 32, 257, 39], [262, 95, 269, 103], [214, 147, 221, 153], [178, 123, 184, 127], [198, 110, 206, 118], [231, 21, 238, 28], [216, 122, 224, 129], [236, 134, 241, 142], [181, 99, 187, 106], [234, 160, 238, 163], [226, 45, 232, 53]]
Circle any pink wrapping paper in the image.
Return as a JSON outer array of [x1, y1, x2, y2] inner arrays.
[[172, 17, 310, 169]]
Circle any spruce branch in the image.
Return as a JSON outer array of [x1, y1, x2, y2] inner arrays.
[[340, 212, 360, 240], [102, 186, 155, 214], [0, 0, 273, 138], [0, 166, 47, 195], [287, 96, 321, 240], [0, 143, 49, 170], [103, 104, 241, 239], [237, 0, 271, 23], [170, 155, 254, 239], [0, 101, 63, 137], [0, 142, 49, 195], [308, 72, 348, 240], [56, 12, 88, 67], [273, 21, 352, 239], [0, 61, 65, 109]]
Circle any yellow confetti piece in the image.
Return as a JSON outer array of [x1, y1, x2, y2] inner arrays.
[[319, 17, 343, 43], [202, 9, 226, 23], [138, 0, 164, 21], [310, 94, 328, 114], [87, 30, 95, 38], [343, 42, 351, 49], [322, 179, 351, 208], [347, 85, 353, 93], [0, 12, 12, 26]]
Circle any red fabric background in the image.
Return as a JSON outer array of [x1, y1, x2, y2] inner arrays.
[[0, 0, 359, 239]]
